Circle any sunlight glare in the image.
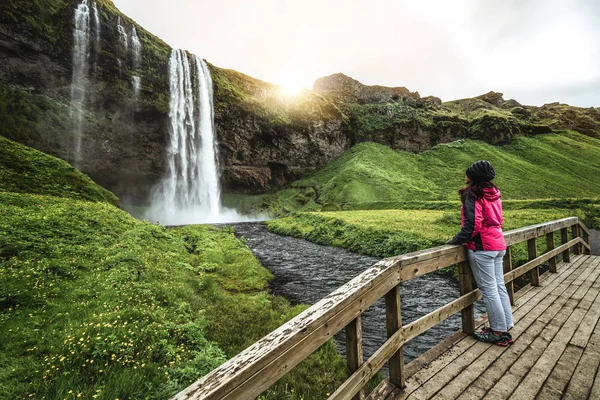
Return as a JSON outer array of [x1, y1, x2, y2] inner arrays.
[[278, 79, 307, 95]]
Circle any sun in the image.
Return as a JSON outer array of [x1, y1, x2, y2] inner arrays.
[[277, 78, 309, 95]]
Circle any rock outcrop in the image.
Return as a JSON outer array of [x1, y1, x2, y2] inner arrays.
[[313, 73, 420, 105]]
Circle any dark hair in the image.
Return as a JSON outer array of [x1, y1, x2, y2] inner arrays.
[[459, 181, 498, 201]]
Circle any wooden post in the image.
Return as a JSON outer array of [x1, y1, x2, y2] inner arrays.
[[503, 246, 515, 305], [458, 260, 475, 334], [572, 225, 581, 256], [561, 227, 571, 263], [582, 227, 590, 255], [528, 237, 539, 286], [546, 231, 557, 273], [385, 285, 405, 389], [345, 316, 365, 400]]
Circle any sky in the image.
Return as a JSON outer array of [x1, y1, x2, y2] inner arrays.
[[112, 0, 600, 107]]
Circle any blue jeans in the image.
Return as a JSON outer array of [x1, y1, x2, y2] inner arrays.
[[468, 249, 514, 332]]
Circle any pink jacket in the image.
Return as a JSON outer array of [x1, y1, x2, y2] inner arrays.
[[448, 187, 507, 251]]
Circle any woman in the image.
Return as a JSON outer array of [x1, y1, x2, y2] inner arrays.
[[447, 160, 514, 346]]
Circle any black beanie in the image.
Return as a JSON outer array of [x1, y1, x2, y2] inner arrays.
[[466, 160, 496, 183]]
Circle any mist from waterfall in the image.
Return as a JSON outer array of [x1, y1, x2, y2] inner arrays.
[[70, 0, 91, 168], [145, 49, 264, 225]]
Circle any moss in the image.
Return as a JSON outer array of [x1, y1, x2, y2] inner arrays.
[[0, 136, 119, 205]]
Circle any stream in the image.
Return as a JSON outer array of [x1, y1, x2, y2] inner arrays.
[[230, 223, 486, 363]]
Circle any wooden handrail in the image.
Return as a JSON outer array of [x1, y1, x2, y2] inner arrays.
[[172, 217, 591, 400]]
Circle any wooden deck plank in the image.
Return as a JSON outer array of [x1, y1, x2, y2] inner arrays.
[[507, 260, 600, 399], [589, 361, 600, 400], [536, 344, 584, 399], [481, 257, 600, 400], [442, 257, 599, 400], [396, 256, 584, 394], [396, 257, 592, 400], [562, 302, 600, 399], [392, 256, 586, 400]]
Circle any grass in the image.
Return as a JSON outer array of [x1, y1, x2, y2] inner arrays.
[[266, 209, 584, 259], [0, 192, 347, 399], [259, 130, 600, 214], [0, 137, 347, 399], [0, 136, 119, 206]]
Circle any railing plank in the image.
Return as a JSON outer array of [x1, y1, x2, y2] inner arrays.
[[173, 261, 402, 400], [503, 238, 582, 283], [329, 289, 481, 400], [503, 217, 578, 246]]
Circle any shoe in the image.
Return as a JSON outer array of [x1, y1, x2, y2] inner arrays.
[[473, 331, 510, 346], [479, 327, 514, 344]]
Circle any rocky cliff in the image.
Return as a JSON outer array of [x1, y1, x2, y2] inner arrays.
[[1, 0, 599, 206], [0, 0, 349, 203]]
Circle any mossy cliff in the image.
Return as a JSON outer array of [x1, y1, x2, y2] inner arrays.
[[0, 0, 349, 204], [1, 1, 599, 206]]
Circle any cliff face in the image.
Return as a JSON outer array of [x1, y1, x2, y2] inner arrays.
[[1, 1, 599, 206], [0, 0, 349, 203]]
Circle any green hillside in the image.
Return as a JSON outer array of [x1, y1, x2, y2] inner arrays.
[[265, 130, 600, 212], [0, 135, 119, 206], [0, 141, 345, 399]]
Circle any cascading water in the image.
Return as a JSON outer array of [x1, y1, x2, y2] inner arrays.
[[145, 49, 262, 225], [132, 75, 141, 101], [130, 26, 142, 102], [117, 17, 128, 49], [131, 26, 141, 66], [92, 1, 100, 41], [70, 0, 91, 168]]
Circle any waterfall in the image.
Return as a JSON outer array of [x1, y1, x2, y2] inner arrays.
[[131, 26, 141, 67], [160, 49, 220, 221], [130, 26, 142, 103], [92, 1, 100, 41], [194, 55, 221, 215], [70, 0, 91, 168], [117, 16, 128, 49], [132, 75, 141, 102], [146, 50, 259, 225]]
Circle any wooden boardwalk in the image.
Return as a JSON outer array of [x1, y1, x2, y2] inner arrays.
[[370, 254, 600, 400], [173, 217, 593, 400]]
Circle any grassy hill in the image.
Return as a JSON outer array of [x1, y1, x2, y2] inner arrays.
[[263, 130, 600, 213], [0, 141, 345, 399], [0, 135, 119, 206]]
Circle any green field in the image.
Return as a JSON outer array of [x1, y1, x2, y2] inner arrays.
[[266, 208, 586, 260], [260, 130, 600, 214], [0, 138, 346, 400]]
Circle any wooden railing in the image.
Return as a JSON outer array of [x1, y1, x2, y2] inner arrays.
[[172, 217, 591, 400]]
